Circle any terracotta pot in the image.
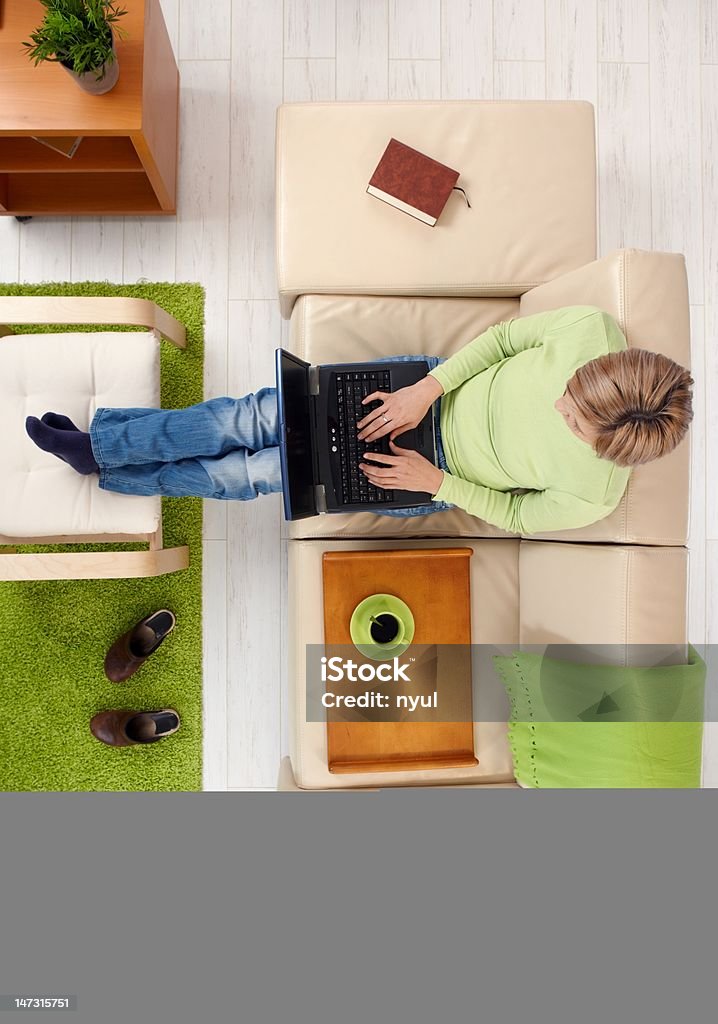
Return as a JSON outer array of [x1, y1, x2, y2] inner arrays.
[[60, 34, 119, 95]]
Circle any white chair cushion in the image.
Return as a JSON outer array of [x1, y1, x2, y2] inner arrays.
[[0, 331, 161, 538]]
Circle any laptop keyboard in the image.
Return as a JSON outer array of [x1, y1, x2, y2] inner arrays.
[[332, 370, 395, 506]]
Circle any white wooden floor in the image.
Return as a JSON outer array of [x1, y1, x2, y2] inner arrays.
[[1, 0, 716, 788]]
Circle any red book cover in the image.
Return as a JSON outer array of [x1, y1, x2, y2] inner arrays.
[[367, 138, 460, 225]]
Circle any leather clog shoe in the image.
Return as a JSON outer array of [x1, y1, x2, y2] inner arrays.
[[104, 609, 176, 682], [90, 709, 181, 747]]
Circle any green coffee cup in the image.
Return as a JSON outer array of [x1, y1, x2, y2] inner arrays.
[[349, 594, 415, 662]]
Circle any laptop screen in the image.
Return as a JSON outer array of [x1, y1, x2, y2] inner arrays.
[[276, 349, 317, 521]]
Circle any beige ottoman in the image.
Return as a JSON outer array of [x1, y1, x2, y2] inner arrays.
[[276, 101, 597, 319]]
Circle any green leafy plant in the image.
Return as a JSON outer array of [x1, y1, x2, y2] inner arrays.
[[22, 0, 128, 81]]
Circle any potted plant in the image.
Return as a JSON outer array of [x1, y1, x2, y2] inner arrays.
[[22, 0, 128, 96]]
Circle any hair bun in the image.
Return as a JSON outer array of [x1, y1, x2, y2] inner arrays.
[[568, 348, 693, 467]]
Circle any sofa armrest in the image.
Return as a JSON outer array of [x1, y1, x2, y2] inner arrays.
[[519, 248, 689, 360], [518, 249, 691, 546]]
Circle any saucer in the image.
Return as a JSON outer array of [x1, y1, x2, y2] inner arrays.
[[349, 593, 415, 662]]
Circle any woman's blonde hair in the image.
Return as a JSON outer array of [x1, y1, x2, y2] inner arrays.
[[565, 348, 694, 468]]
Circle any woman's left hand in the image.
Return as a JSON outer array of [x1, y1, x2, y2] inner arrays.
[[360, 440, 444, 495]]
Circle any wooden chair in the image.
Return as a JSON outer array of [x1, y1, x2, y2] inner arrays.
[[0, 296, 190, 581]]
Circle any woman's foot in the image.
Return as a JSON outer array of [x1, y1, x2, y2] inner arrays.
[[25, 415, 99, 475], [41, 411, 81, 432]]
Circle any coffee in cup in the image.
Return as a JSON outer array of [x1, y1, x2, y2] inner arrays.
[[369, 613, 401, 645]]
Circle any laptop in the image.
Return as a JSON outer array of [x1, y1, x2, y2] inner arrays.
[[275, 349, 437, 521]]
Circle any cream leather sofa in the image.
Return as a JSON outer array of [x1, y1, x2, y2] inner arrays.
[[275, 101, 693, 790]]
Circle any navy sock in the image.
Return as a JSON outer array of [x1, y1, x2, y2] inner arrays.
[[25, 416, 99, 475], [41, 412, 81, 432]]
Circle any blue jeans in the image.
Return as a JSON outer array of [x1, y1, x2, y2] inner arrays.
[[91, 390, 282, 500], [90, 355, 452, 516]]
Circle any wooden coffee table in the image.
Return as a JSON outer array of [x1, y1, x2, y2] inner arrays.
[[322, 547, 478, 774]]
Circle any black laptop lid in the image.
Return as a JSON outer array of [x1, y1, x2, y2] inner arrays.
[[275, 348, 317, 521]]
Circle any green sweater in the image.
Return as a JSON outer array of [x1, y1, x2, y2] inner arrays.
[[428, 305, 631, 534]]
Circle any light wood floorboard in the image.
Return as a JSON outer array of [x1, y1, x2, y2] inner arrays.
[[598, 0, 649, 62], [71, 219, 124, 283], [389, 0, 441, 60], [494, 60, 546, 99], [494, 0, 546, 61], [226, 300, 282, 789], [597, 61, 652, 255], [284, 0, 336, 59], [389, 59, 441, 100], [440, 0, 493, 99], [546, 0, 597, 104]]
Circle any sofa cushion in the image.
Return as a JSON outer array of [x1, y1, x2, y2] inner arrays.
[[519, 249, 690, 545], [276, 101, 597, 318], [287, 538, 519, 789], [288, 508, 512, 541], [518, 541, 688, 649], [287, 293, 520, 540], [0, 331, 160, 538], [289, 292, 521, 365]]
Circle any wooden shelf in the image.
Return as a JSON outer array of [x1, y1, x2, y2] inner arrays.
[[0, 137, 144, 173], [1, 172, 165, 215], [0, 0, 178, 216]]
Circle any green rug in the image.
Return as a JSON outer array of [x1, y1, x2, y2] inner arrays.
[[0, 282, 204, 791]]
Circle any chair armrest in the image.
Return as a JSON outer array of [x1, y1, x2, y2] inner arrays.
[[0, 296, 186, 348]]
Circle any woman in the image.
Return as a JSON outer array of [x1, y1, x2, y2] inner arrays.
[[25, 305, 693, 535]]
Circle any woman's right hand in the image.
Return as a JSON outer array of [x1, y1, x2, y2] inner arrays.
[[356, 375, 444, 443]]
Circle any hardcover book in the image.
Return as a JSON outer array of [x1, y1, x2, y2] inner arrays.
[[367, 138, 461, 226]]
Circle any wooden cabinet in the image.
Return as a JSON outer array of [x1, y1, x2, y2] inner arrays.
[[0, 0, 178, 216]]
